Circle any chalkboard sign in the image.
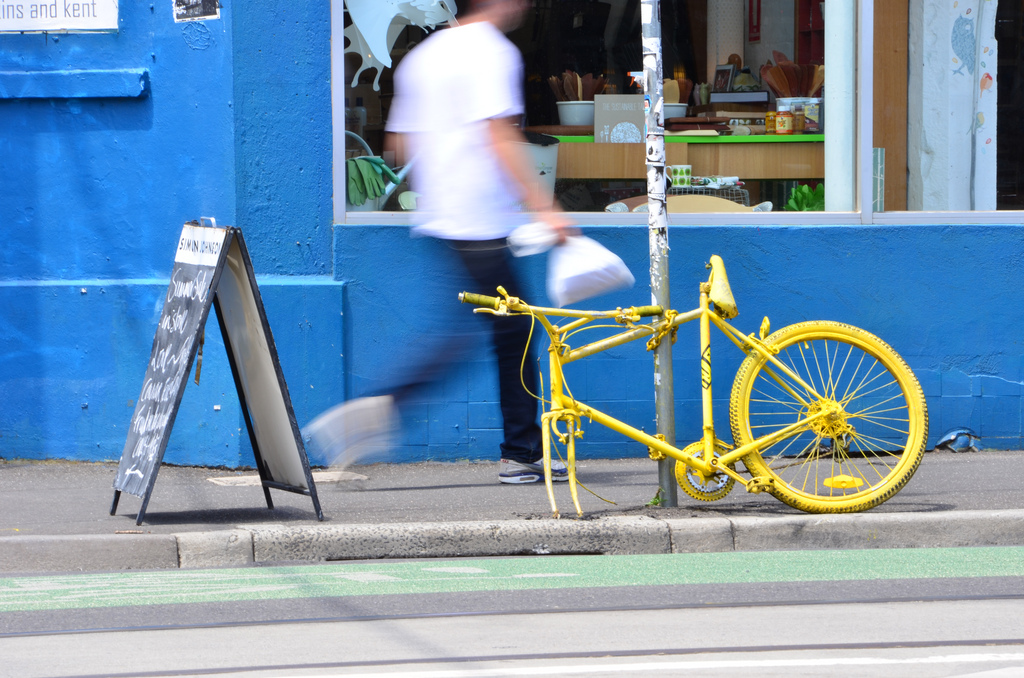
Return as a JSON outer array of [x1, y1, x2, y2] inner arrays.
[[112, 220, 323, 525]]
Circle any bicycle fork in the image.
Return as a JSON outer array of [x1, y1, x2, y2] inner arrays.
[[542, 340, 582, 518]]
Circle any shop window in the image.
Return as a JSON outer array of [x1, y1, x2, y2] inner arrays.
[[879, 0, 1024, 212], [339, 0, 855, 216]]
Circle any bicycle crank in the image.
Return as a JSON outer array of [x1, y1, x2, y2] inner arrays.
[[675, 441, 735, 502]]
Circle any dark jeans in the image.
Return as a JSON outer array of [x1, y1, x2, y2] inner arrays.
[[390, 238, 543, 463]]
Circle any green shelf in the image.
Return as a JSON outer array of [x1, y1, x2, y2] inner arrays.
[[553, 134, 824, 144]]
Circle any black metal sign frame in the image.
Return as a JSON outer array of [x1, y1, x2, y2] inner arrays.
[[111, 220, 323, 525]]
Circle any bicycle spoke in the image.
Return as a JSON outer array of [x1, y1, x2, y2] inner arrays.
[[762, 433, 813, 466], [838, 352, 869, 404], [749, 388, 804, 412], [809, 340, 829, 400], [832, 343, 856, 403], [840, 364, 896, 405], [846, 439, 892, 482], [852, 416, 911, 437], [848, 431, 908, 457], [843, 380, 904, 410], [796, 343, 818, 396], [850, 403, 910, 418]]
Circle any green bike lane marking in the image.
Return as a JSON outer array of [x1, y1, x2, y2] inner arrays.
[[2, 547, 1024, 613]]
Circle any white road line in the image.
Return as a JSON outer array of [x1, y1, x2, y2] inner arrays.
[[274, 653, 1024, 678], [331, 573, 403, 582]]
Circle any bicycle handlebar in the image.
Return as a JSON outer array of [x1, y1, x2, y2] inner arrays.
[[630, 306, 664, 317], [460, 291, 665, 320], [458, 291, 501, 310]]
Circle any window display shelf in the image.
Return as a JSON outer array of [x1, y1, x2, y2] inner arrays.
[[552, 134, 824, 144], [549, 136, 824, 180]]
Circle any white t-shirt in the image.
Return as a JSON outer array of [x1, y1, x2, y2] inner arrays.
[[387, 21, 527, 240]]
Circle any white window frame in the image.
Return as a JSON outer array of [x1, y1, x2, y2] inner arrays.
[[330, 0, 1024, 227]]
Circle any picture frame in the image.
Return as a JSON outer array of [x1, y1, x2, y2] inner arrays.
[[712, 64, 736, 93]]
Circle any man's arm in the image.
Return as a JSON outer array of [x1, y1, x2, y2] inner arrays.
[[486, 118, 571, 234]]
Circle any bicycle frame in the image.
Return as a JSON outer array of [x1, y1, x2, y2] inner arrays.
[[464, 264, 835, 518]]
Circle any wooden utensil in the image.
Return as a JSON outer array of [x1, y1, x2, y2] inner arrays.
[[677, 78, 693, 106], [663, 78, 680, 104], [772, 50, 792, 65], [810, 65, 824, 96], [548, 76, 566, 101], [780, 62, 801, 98], [562, 72, 578, 101], [767, 66, 790, 97], [796, 64, 810, 97]]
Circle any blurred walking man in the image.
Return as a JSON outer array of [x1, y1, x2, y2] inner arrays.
[[306, 0, 570, 484]]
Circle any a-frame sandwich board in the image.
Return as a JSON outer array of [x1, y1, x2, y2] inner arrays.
[[111, 218, 323, 525]]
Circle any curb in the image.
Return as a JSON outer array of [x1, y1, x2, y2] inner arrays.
[[3, 510, 1024, 574]]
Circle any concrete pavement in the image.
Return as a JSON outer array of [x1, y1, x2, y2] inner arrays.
[[1, 450, 1023, 574]]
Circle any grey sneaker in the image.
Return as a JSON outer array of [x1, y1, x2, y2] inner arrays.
[[303, 395, 397, 467], [499, 457, 569, 484]]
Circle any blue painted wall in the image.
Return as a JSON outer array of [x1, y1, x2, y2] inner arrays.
[[0, 2, 342, 466], [336, 224, 1024, 458], [1, 3, 1021, 467]]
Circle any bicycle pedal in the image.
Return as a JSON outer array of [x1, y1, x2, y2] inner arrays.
[[746, 476, 775, 494], [647, 433, 667, 461]]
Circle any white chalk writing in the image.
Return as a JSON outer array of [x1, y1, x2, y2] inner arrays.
[[167, 268, 211, 304]]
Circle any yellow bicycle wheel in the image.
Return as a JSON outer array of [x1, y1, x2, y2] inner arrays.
[[729, 321, 927, 513]]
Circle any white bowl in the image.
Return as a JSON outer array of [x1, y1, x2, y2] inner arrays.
[[556, 101, 595, 127], [664, 103, 688, 119]]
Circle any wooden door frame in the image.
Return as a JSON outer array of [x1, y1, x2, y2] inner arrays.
[[873, 1, 908, 211]]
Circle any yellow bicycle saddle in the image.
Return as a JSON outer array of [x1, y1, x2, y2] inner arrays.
[[708, 255, 738, 319]]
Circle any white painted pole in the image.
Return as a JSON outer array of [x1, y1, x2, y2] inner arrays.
[[641, 0, 677, 507], [824, 0, 858, 212], [330, 0, 347, 224]]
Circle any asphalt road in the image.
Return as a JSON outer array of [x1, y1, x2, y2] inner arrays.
[[2, 548, 1024, 677]]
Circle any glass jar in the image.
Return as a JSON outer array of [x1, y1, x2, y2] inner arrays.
[[776, 105, 794, 135]]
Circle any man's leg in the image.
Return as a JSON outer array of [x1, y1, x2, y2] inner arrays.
[[451, 241, 543, 463]]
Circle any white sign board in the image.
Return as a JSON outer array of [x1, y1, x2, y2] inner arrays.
[[594, 94, 645, 144], [175, 223, 226, 267], [0, 0, 118, 32]]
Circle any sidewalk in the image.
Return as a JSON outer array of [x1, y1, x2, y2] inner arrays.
[[1, 450, 1023, 574]]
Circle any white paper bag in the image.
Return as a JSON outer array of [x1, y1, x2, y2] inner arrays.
[[507, 221, 560, 257], [547, 236, 635, 307]]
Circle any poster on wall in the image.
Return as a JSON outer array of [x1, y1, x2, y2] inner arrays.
[[0, 0, 118, 32], [174, 0, 219, 22]]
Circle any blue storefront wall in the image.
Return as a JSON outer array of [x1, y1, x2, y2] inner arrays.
[[337, 223, 1024, 461], [0, 1, 338, 466]]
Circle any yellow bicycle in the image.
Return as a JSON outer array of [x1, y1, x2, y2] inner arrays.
[[460, 255, 928, 518]]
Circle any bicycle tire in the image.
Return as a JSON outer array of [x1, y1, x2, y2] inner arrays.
[[729, 321, 927, 513]]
